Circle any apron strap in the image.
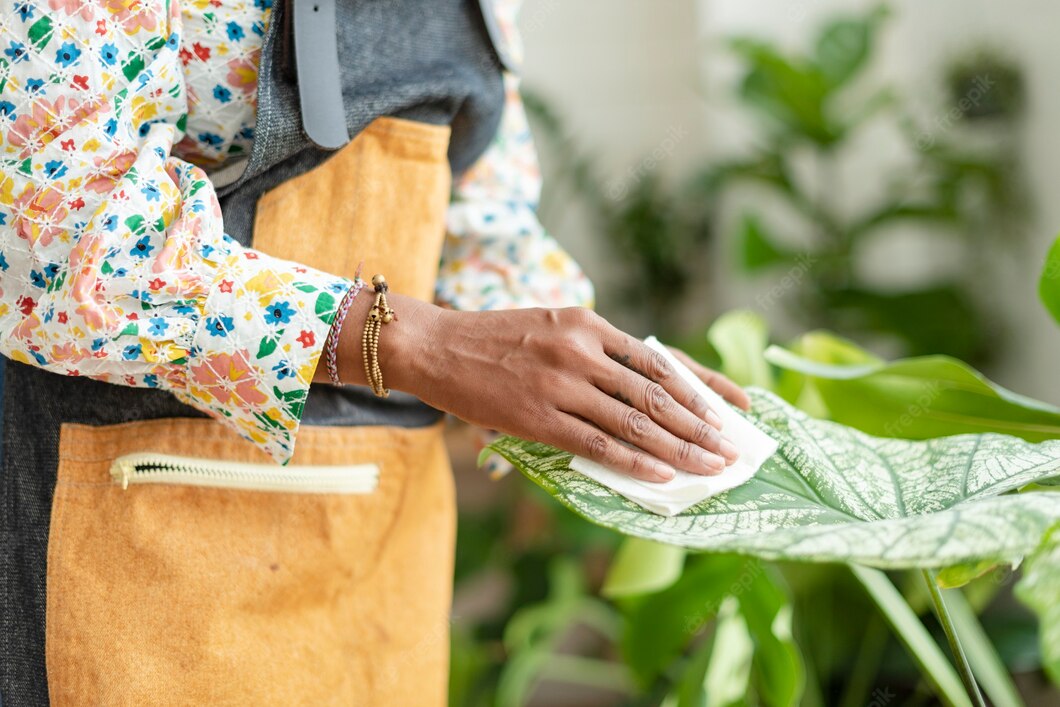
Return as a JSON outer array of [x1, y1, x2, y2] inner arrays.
[[291, 0, 350, 149]]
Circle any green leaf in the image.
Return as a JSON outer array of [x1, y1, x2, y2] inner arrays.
[[124, 214, 145, 235], [27, 15, 54, 50], [942, 588, 1025, 707], [1039, 235, 1060, 326], [122, 52, 146, 82], [851, 566, 972, 707], [813, 6, 888, 89], [315, 291, 336, 322], [46, 270, 66, 294], [602, 538, 686, 598], [848, 202, 959, 240], [738, 567, 804, 706], [621, 554, 750, 684], [821, 285, 985, 359], [670, 626, 715, 707], [707, 310, 773, 389], [1015, 524, 1060, 685], [735, 213, 792, 271], [702, 597, 754, 707], [498, 558, 629, 705], [485, 389, 1060, 568], [113, 88, 128, 113], [936, 560, 1001, 589], [729, 39, 837, 145], [765, 332, 1060, 442], [253, 410, 286, 431], [256, 336, 278, 359]]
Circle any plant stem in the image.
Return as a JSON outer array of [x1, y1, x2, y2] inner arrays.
[[921, 570, 987, 707]]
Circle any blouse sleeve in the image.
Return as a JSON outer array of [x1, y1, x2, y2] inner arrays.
[[435, 0, 594, 312], [0, 0, 353, 464]]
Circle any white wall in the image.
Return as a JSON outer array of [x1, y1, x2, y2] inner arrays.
[[518, 0, 710, 332], [520, 0, 1060, 403]]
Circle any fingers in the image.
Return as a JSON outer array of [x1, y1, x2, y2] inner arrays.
[[550, 412, 678, 483], [599, 327, 720, 425], [565, 389, 728, 475], [667, 346, 752, 411], [590, 360, 738, 466]]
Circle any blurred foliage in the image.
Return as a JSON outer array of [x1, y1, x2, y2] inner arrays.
[[467, 310, 1058, 705], [448, 6, 1055, 706], [704, 6, 1027, 363], [946, 50, 1025, 122], [525, 6, 1028, 362], [522, 90, 714, 337], [448, 478, 621, 706], [1040, 235, 1060, 326], [764, 331, 1060, 441], [1014, 525, 1060, 685]]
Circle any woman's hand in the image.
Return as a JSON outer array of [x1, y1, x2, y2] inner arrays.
[[336, 296, 748, 482], [667, 345, 751, 412]]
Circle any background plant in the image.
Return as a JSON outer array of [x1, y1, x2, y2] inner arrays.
[[702, 7, 1027, 363], [525, 7, 1027, 363], [484, 310, 1060, 706], [447, 7, 1053, 706]]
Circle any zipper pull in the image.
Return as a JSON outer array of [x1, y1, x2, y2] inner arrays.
[[111, 459, 132, 490]]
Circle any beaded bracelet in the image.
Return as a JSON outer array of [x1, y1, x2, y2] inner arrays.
[[363, 273, 396, 398], [323, 269, 368, 387]]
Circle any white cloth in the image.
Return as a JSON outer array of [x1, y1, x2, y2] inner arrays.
[[569, 337, 778, 516]]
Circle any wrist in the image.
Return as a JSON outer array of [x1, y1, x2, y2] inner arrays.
[[376, 293, 444, 397], [317, 289, 443, 397]]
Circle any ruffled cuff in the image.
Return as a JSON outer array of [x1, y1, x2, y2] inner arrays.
[[175, 245, 354, 464]]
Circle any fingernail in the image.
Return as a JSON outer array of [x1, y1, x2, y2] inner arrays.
[[719, 437, 739, 463], [655, 462, 676, 481], [700, 451, 725, 473], [705, 408, 723, 429]]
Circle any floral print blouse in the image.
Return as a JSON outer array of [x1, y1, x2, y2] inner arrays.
[[0, 0, 592, 465]]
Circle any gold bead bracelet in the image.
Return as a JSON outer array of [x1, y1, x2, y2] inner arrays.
[[362, 273, 396, 397]]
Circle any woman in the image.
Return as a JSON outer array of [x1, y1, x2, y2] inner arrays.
[[0, 0, 748, 703]]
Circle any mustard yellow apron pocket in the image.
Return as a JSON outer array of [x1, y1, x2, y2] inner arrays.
[[45, 417, 455, 706], [252, 115, 453, 300]]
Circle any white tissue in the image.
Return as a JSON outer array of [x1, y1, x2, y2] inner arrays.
[[569, 337, 778, 516]]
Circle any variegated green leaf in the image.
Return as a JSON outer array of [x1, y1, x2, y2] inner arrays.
[[486, 389, 1060, 569], [1015, 524, 1060, 685]]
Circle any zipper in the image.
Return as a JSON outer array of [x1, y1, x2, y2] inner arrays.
[[109, 452, 379, 494]]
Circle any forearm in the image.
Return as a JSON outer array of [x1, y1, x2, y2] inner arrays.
[[0, 2, 358, 464]]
